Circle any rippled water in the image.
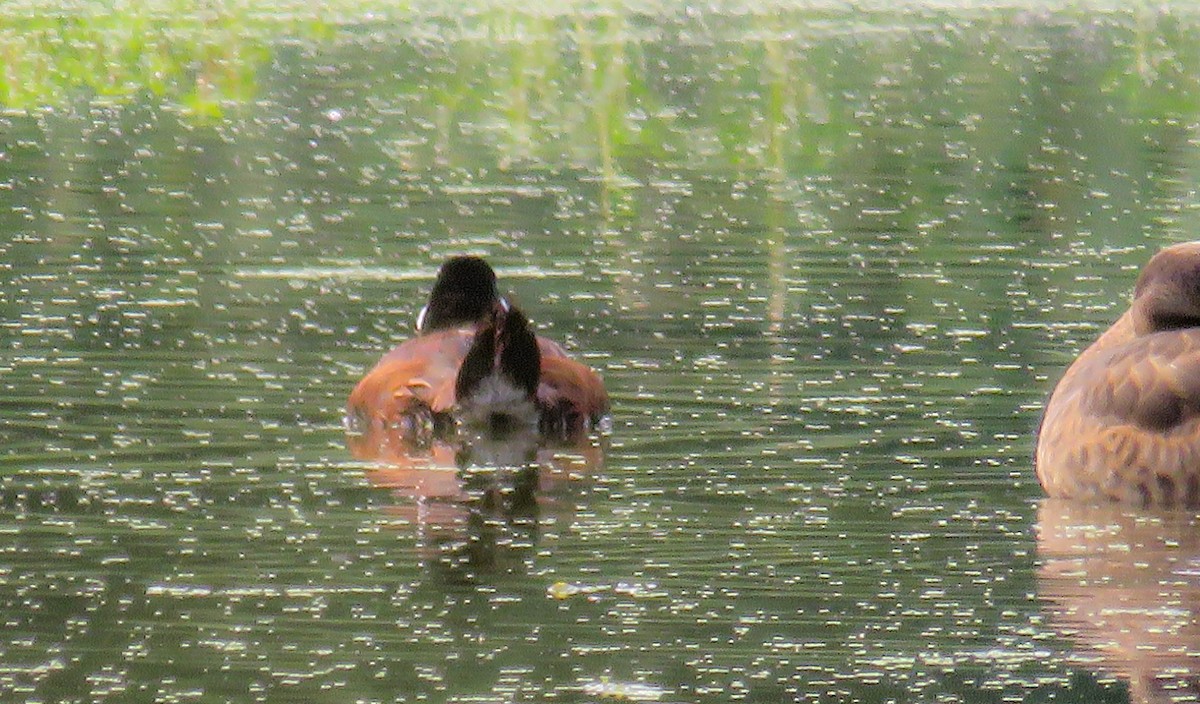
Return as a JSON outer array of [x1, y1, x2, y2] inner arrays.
[[2, 3, 1200, 703]]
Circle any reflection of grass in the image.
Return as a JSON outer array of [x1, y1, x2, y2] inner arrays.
[[0, 1, 334, 117], [3, 2, 1198, 172]]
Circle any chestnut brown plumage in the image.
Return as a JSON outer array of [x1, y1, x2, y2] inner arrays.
[[1036, 242, 1200, 507]]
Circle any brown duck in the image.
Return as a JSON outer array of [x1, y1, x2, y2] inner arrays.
[[1036, 241, 1200, 507], [345, 256, 609, 449]]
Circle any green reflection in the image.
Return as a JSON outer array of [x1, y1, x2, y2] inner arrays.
[[4, 2, 1197, 171], [0, 1, 332, 117]]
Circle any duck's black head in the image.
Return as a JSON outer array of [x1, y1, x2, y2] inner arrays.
[[417, 256, 506, 333]]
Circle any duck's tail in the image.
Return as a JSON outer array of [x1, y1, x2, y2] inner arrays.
[[454, 304, 541, 435]]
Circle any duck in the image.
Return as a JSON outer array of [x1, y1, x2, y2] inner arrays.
[[345, 256, 609, 448], [1036, 241, 1200, 508]]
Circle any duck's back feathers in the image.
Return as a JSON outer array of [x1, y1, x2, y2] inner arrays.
[[347, 326, 609, 444], [346, 330, 474, 440], [537, 354, 610, 435]]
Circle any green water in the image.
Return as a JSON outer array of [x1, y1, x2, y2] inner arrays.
[[2, 2, 1200, 702]]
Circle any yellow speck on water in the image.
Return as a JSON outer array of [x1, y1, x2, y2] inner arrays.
[[549, 578, 595, 599], [548, 580, 666, 600], [548, 581, 577, 599], [547, 581, 610, 600], [580, 677, 668, 701]]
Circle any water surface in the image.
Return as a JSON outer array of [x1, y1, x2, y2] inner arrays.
[[2, 3, 1200, 702]]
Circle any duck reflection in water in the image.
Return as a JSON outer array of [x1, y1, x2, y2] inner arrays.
[[344, 256, 609, 580], [1037, 499, 1200, 703], [1036, 242, 1200, 507], [348, 421, 604, 582]]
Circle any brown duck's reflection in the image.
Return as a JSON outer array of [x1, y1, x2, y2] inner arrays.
[[348, 423, 605, 583], [1036, 499, 1200, 703]]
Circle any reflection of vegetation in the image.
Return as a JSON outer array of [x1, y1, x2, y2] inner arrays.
[[6, 3, 1198, 167], [0, 2, 333, 117]]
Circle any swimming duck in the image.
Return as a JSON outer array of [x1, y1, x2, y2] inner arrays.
[[345, 256, 609, 447], [1036, 241, 1200, 507]]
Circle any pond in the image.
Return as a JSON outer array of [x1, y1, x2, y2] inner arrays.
[[2, 2, 1200, 702]]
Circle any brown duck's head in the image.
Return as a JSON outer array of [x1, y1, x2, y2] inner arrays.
[[416, 256, 509, 333], [1132, 241, 1200, 336]]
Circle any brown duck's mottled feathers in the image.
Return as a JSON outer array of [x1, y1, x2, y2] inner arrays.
[[1036, 243, 1200, 508], [1038, 331, 1200, 508]]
